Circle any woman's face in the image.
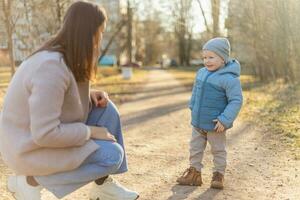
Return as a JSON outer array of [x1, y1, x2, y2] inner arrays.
[[93, 22, 106, 64], [97, 22, 106, 47]]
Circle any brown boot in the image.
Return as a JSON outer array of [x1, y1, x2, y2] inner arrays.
[[210, 172, 224, 189], [176, 167, 202, 186]]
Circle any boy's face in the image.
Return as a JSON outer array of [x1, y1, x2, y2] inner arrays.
[[202, 50, 225, 71]]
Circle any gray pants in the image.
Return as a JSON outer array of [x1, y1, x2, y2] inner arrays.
[[189, 127, 227, 174]]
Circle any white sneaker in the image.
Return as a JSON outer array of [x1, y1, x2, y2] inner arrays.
[[89, 176, 139, 200], [7, 176, 42, 200]]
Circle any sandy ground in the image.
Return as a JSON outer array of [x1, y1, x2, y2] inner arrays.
[[1, 69, 299, 200]]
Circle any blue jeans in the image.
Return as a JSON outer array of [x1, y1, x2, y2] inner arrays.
[[35, 101, 128, 199]]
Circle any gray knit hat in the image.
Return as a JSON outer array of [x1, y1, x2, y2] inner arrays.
[[202, 37, 231, 63]]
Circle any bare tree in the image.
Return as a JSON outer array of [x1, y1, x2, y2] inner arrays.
[[211, 0, 220, 37], [99, 19, 127, 61], [0, 0, 18, 76], [142, 17, 165, 65], [126, 0, 133, 63], [196, 0, 210, 34], [128, 0, 168, 65], [172, 0, 193, 66], [227, 0, 299, 82], [18, 0, 72, 58], [54, 0, 71, 30]]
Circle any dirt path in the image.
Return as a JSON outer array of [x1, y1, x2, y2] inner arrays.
[[1, 69, 299, 200]]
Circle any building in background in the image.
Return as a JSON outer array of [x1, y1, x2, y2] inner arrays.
[[0, 0, 57, 63]]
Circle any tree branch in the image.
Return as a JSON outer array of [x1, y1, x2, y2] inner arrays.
[[196, 0, 210, 33], [99, 20, 127, 61]]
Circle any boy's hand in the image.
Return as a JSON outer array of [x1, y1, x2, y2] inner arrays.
[[213, 119, 225, 133]]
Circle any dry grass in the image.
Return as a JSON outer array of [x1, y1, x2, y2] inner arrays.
[[93, 67, 148, 103], [241, 81, 300, 148]]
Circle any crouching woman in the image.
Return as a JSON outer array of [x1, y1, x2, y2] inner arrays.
[[0, 1, 138, 200]]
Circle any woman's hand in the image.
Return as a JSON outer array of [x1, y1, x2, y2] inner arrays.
[[213, 119, 226, 133], [90, 90, 109, 107], [89, 126, 116, 142]]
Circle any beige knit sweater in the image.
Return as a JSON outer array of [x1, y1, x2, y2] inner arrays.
[[0, 51, 99, 176]]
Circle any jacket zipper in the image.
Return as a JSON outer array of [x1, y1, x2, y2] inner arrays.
[[197, 72, 213, 124]]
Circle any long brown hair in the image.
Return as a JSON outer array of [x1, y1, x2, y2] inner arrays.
[[33, 1, 107, 82]]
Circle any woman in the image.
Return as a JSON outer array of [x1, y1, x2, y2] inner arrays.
[[0, 1, 138, 200]]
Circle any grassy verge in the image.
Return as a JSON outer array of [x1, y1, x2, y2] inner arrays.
[[0, 66, 148, 109], [241, 80, 300, 147], [168, 67, 300, 148], [93, 67, 148, 103]]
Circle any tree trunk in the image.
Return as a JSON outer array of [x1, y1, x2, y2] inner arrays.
[[56, 0, 62, 25], [1, 0, 16, 77], [211, 0, 220, 36], [186, 32, 192, 66], [127, 0, 133, 63]]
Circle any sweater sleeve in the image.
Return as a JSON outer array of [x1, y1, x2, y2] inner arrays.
[[217, 77, 243, 128], [28, 60, 89, 148]]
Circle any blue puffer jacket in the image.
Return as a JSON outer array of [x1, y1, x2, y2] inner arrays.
[[189, 59, 243, 131]]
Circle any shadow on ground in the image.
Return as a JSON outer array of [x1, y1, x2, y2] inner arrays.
[[167, 184, 221, 200]]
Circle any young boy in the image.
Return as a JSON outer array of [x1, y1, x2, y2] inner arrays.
[[177, 37, 243, 189]]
